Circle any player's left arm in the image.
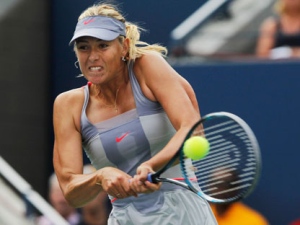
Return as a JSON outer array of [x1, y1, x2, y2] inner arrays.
[[131, 52, 201, 189]]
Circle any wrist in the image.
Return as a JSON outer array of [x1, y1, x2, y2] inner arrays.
[[138, 162, 154, 173], [96, 168, 104, 187]]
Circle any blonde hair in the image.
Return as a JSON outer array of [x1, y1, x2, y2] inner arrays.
[[274, 0, 285, 14], [77, 3, 167, 60], [274, 0, 300, 15]]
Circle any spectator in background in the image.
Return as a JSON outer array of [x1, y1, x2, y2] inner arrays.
[[256, 0, 300, 59], [36, 172, 82, 225], [209, 168, 269, 225], [79, 164, 111, 225], [209, 202, 269, 225]]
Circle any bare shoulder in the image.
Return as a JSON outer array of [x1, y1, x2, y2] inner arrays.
[[134, 52, 167, 75], [133, 52, 194, 102], [132, 52, 177, 100], [54, 87, 85, 111], [53, 87, 85, 131], [134, 52, 179, 81], [55, 88, 84, 105]]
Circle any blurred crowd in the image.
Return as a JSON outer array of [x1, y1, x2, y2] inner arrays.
[[36, 164, 111, 225], [256, 0, 300, 59]]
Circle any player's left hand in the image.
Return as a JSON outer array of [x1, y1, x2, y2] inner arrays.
[[130, 163, 161, 193]]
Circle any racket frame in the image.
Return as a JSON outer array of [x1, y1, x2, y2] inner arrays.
[[148, 111, 261, 204]]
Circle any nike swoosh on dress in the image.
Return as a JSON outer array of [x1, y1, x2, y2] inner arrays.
[[116, 132, 129, 143]]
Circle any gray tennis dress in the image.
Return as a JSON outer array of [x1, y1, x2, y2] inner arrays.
[[81, 61, 217, 225]]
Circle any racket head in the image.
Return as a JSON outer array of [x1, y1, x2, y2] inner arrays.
[[180, 112, 261, 203]]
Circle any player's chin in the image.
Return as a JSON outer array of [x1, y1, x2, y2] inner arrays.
[[86, 73, 104, 83]]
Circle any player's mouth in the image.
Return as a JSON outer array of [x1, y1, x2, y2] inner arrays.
[[89, 66, 103, 72]]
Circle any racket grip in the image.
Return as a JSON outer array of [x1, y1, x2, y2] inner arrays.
[[147, 173, 160, 183], [147, 173, 153, 183]]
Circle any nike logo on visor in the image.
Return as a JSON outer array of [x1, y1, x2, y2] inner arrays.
[[116, 132, 129, 143], [84, 18, 95, 25]]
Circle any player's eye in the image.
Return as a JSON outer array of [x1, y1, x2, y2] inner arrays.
[[77, 45, 89, 51], [98, 43, 109, 49]]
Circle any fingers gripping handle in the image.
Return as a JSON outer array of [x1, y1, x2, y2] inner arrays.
[[147, 173, 158, 183], [147, 173, 153, 182]]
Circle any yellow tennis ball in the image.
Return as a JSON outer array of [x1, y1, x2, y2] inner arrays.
[[183, 136, 210, 160]]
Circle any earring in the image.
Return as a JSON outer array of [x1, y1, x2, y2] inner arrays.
[[74, 61, 79, 68], [121, 56, 126, 62]]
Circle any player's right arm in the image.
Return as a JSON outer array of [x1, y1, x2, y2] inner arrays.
[[53, 88, 102, 207], [53, 89, 136, 207]]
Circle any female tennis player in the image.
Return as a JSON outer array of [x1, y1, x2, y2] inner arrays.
[[52, 2, 217, 224]]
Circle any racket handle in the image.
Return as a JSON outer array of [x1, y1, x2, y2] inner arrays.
[[147, 173, 154, 183], [147, 173, 160, 183]]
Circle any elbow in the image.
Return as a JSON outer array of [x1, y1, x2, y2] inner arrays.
[[64, 194, 85, 208], [64, 195, 79, 208], [63, 185, 84, 208]]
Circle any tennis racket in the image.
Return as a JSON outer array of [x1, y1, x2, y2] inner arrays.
[[147, 111, 261, 204]]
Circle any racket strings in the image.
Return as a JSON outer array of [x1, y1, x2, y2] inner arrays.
[[181, 116, 259, 202]]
